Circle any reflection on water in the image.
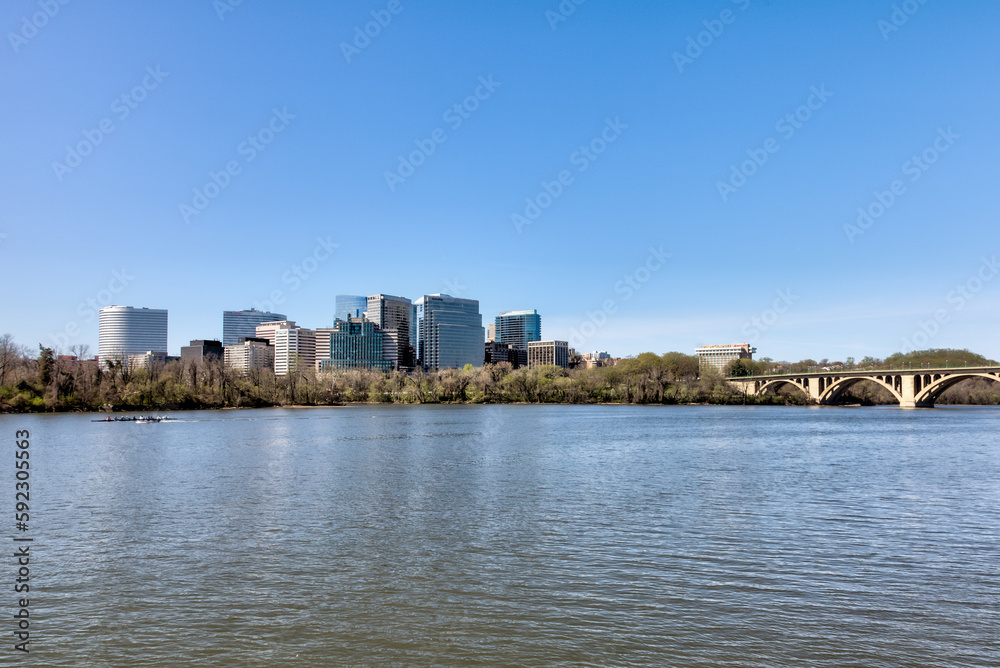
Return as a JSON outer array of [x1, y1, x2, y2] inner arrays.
[[15, 405, 1000, 666]]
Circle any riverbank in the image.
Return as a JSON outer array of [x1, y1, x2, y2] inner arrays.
[[4, 349, 998, 414]]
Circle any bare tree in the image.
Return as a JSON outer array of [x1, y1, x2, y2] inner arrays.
[[69, 343, 91, 361], [0, 333, 17, 386]]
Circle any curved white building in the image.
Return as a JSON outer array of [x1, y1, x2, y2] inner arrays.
[[98, 306, 168, 362]]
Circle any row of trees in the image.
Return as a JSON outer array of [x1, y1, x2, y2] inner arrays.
[[0, 340, 766, 412], [1, 334, 997, 412]]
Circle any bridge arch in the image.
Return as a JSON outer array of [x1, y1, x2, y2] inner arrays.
[[914, 372, 1000, 406], [755, 377, 811, 400], [818, 375, 904, 406]]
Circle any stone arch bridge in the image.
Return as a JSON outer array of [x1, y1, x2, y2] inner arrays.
[[728, 366, 1000, 408]]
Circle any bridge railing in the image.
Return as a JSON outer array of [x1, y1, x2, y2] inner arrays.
[[727, 361, 986, 380]]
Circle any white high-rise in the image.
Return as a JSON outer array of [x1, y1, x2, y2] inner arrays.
[[98, 306, 168, 362], [255, 321, 315, 375]]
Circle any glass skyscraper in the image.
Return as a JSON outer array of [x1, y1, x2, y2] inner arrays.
[[98, 306, 168, 362], [335, 295, 367, 323], [222, 309, 287, 346], [322, 317, 390, 371], [366, 294, 413, 369], [495, 309, 541, 351], [415, 294, 484, 369]]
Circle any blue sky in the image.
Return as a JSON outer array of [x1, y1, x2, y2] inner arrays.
[[3, 0, 999, 361]]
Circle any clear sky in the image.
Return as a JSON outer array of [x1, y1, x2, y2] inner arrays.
[[3, 0, 999, 361]]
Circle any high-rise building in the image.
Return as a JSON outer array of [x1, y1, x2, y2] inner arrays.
[[255, 321, 315, 375], [98, 306, 168, 363], [222, 309, 287, 346], [696, 344, 756, 374], [366, 294, 412, 369], [528, 340, 569, 369], [415, 294, 485, 369], [321, 316, 391, 372], [224, 337, 274, 374], [314, 328, 335, 371], [253, 320, 297, 347], [495, 309, 541, 351], [180, 340, 223, 363], [410, 303, 418, 356], [274, 328, 316, 376], [335, 295, 367, 323]]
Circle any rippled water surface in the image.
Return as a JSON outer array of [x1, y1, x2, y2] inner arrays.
[[8, 405, 1000, 666]]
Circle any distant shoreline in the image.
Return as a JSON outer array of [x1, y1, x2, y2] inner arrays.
[[7, 400, 999, 416]]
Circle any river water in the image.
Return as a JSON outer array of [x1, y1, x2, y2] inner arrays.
[[7, 405, 999, 666]]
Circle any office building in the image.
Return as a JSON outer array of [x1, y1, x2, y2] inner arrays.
[[253, 320, 297, 347], [180, 340, 223, 363], [222, 309, 287, 346], [495, 309, 541, 351], [127, 350, 168, 369], [485, 340, 525, 368], [415, 294, 485, 369], [98, 306, 168, 363], [486, 323, 496, 342], [366, 294, 413, 369], [381, 329, 399, 370], [321, 316, 391, 371], [274, 328, 316, 376], [410, 303, 418, 356], [335, 295, 367, 322], [696, 343, 757, 374], [224, 337, 274, 373], [528, 340, 569, 369], [314, 328, 335, 371], [255, 321, 315, 375]]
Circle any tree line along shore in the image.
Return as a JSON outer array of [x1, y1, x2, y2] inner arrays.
[[1, 336, 997, 413]]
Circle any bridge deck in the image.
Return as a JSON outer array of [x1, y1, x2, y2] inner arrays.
[[728, 366, 1000, 380]]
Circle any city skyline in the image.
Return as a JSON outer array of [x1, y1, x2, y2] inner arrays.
[[4, 1, 999, 363], [31, 288, 1000, 364]]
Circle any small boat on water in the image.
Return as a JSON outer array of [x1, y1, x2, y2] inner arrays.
[[93, 416, 170, 423]]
